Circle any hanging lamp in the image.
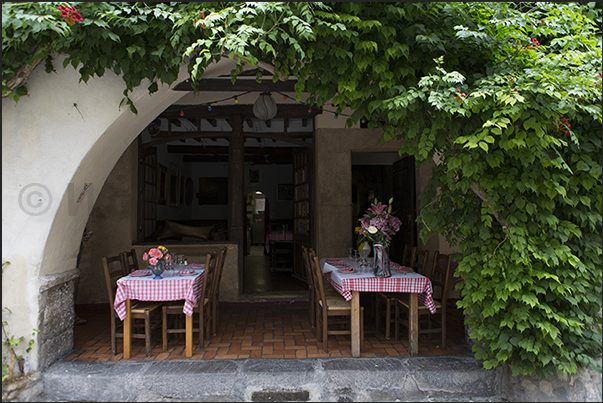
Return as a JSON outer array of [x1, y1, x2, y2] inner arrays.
[[253, 92, 277, 120]]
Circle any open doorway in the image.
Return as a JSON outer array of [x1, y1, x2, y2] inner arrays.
[[243, 187, 306, 297], [351, 152, 416, 264]]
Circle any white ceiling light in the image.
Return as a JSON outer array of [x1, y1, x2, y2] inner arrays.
[[253, 92, 277, 121]]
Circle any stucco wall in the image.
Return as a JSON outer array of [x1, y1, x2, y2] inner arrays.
[[313, 127, 443, 261], [2, 55, 237, 371], [76, 141, 138, 305]]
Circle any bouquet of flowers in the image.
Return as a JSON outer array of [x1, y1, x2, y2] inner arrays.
[[356, 198, 402, 248], [142, 245, 172, 266]]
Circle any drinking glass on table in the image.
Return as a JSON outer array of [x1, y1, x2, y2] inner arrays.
[[359, 246, 370, 269]]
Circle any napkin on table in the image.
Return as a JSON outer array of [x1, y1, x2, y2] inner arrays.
[[130, 270, 150, 276], [188, 263, 204, 269], [339, 266, 356, 273], [178, 269, 195, 275], [391, 264, 413, 272]]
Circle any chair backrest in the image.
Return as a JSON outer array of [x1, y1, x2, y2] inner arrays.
[[429, 251, 453, 305], [121, 248, 139, 274], [200, 250, 218, 303], [401, 244, 416, 267], [411, 248, 430, 277], [102, 254, 128, 317], [211, 247, 227, 299], [309, 249, 326, 308], [301, 245, 315, 291]]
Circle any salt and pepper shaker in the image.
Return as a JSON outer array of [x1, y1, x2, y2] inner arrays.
[[184, 258, 188, 266]]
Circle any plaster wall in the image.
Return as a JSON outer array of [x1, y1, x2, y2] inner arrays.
[[2, 55, 237, 371], [313, 127, 443, 260]]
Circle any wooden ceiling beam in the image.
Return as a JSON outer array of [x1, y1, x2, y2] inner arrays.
[[183, 154, 293, 164], [169, 145, 295, 156], [159, 104, 321, 119], [172, 78, 300, 92]]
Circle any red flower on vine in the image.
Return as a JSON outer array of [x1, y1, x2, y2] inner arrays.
[[58, 4, 83, 25], [195, 10, 206, 25], [557, 115, 571, 137], [531, 38, 541, 48]]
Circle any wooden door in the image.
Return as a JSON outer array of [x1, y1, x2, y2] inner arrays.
[[292, 149, 313, 281], [391, 155, 416, 263], [138, 145, 158, 242]]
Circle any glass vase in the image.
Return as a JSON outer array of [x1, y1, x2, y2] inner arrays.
[[150, 260, 166, 280], [373, 243, 391, 278]]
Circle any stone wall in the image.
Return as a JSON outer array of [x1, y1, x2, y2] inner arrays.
[[37, 270, 79, 371], [498, 359, 602, 402]]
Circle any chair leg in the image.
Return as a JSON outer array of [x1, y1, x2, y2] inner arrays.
[[322, 311, 328, 353], [309, 289, 315, 329], [162, 307, 168, 351], [374, 294, 380, 332], [441, 313, 446, 351], [385, 298, 391, 340], [111, 319, 117, 356], [394, 303, 399, 340], [144, 312, 152, 356], [198, 309, 204, 350], [360, 307, 364, 353], [212, 301, 218, 336]]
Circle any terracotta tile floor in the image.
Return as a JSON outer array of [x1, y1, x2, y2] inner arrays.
[[67, 299, 470, 362]]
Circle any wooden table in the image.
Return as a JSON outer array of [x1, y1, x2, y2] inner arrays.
[[320, 258, 435, 357], [114, 266, 204, 358]]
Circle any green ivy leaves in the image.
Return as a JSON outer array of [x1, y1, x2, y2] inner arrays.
[[2, 2, 602, 379]]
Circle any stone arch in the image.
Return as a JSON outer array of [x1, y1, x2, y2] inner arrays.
[[1, 55, 237, 371]]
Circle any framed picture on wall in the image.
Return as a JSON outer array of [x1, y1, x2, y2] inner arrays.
[[197, 177, 228, 205], [249, 168, 259, 183], [169, 163, 179, 207], [157, 164, 168, 205], [277, 183, 293, 201]]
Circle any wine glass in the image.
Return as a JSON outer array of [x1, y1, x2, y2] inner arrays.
[[359, 243, 371, 271]]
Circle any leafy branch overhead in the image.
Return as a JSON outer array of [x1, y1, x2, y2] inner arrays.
[[2, 2, 601, 378]]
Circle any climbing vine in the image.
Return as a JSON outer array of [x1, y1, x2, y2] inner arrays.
[[2, 2, 601, 378], [2, 261, 39, 383]]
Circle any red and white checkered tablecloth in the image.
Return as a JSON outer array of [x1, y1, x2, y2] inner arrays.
[[320, 258, 436, 314], [264, 231, 293, 253], [114, 270, 204, 321]]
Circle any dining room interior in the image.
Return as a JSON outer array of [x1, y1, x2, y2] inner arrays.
[[70, 64, 466, 364]]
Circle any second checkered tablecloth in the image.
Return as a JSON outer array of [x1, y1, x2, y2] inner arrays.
[[320, 258, 436, 314]]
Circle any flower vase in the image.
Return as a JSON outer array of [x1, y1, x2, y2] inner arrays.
[[373, 243, 391, 278], [150, 260, 165, 280]]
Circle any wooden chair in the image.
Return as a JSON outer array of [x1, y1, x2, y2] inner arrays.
[[211, 247, 228, 336], [374, 244, 416, 339], [271, 241, 293, 271], [309, 251, 363, 353], [121, 248, 139, 274], [102, 254, 162, 356], [301, 245, 341, 330], [161, 250, 217, 350], [394, 251, 453, 349], [301, 245, 317, 328], [412, 248, 430, 277]]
